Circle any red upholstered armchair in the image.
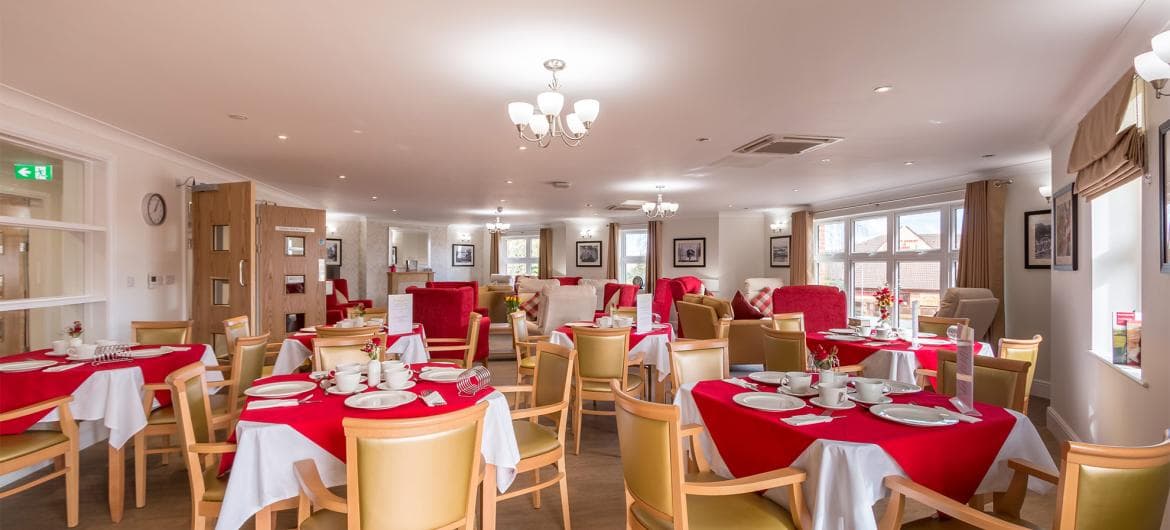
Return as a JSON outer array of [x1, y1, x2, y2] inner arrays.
[[425, 281, 488, 316], [406, 286, 491, 363], [594, 283, 639, 318], [651, 276, 704, 332], [325, 279, 374, 325], [771, 285, 847, 333]]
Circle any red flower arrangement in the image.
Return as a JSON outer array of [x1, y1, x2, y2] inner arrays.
[[360, 337, 383, 360], [64, 320, 84, 338], [873, 285, 903, 323]]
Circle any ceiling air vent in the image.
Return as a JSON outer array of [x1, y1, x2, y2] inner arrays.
[[607, 200, 646, 211], [732, 134, 843, 156]]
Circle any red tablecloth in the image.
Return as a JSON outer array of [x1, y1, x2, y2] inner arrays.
[[554, 323, 673, 349], [806, 333, 985, 385], [690, 379, 1015, 502], [219, 362, 490, 473], [287, 323, 424, 351], [0, 345, 207, 434]]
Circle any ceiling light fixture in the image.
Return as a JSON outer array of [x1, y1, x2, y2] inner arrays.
[[338, 175, 346, 179], [227, 114, 248, 120], [820, 158, 831, 163], [507, 59, 600, 148], [873, 85, 894, 93], [505, 179, 513, 184], [904, 161, 915, 166], [792, 188, 799, 192], [696, 137, 710, 142], [486, 207, 511, 234], [370, 196, 378, 200], [352, 129, 363, 134], [276, 134, 289, 141], [641, 185, 679, 219], [1135, 31, 1170, 98], [928, 119, 944, 125], [391, 209, 398, 213]]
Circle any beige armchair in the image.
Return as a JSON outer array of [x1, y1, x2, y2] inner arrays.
[[935, 288, 999, 341], [676, 294, 769, 365], [536, 285, 597, 335]]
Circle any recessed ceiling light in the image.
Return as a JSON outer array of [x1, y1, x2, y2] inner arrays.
[[352, 129, 363, 134], [820, 158, 831, 163], [499, 199, 507, 203], [928, 119, 944, 125], [338, 175, 346, 179], [505, 179, 513, 184], [518, 146, 527, 151], [370, 196, 378, 200], [276, 134, 289, 141], [227, 113, 248, 120], [904, 161, 915, 166], [585, 203, 592, 207], [391, 209, 398, 212], [873, 85, 894, 93], [696, 137, 710, 142], [793, 188, 800, 192], [727, 204, 734, 208]]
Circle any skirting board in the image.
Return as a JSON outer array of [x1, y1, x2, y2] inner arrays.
[[1030, 378, 1050, 400], [1046, 406, 1082, 444]]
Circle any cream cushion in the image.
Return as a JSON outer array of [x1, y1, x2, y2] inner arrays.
[[517, 277, 560, 294], [537, 285, 597, 334], [743, 277, 784, 295], [579, 278, 618, 309]]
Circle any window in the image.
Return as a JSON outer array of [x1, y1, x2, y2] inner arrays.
[[503, 235, 540, 276], [618, 228, 648, 285], [813, 201, 962, 326], [1090, 179, 1142, 374]]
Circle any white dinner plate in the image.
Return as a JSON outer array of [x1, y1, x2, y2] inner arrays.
[[0, 360, 58, 373], [376, 381, 417, 391], [419, 368, 463, 383], [732, 392, 805, 412], [827, 328, 857, 335], [326, 383, 369, 396], [915, 338, 952, 346], [344, 390, 417, 410], [244, 380, 317, 399], [564, 322, 595, 328], [883, 380, 924, 394], [870, 403, 960, 427], [127, 346, 175, 359], [916, 332, 938, 338], [825, 334, 866, 342], [747, 371, 786, 385], [847, 391, 894, 405]]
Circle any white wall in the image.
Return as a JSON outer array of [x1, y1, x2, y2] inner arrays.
[[659, 215, 720, 284], [717, 212, 783, 297]]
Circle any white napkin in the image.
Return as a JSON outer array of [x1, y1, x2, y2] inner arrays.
[[863, 341, 891, 347], [933, 406, 981, 423], [722, 378, 756, 390], [247, 399, 299, 411], [44, 363, 85, 373], [421, 390, 447, 407], [169, 346, 192, 351], [782, 414, 836, 426]]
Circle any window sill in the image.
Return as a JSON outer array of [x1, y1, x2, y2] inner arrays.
[[1088, 350, 1148, 387]]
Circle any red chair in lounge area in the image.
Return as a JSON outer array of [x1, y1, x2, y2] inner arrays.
[[425, 281, 489, 316], [325, 279, 374, 325], [406, 286, 492, 364], [771, 285, 847, 333], [651, 276, 704, 334]]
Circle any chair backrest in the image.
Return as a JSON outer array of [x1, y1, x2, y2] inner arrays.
[[343, 403, 488, 530], [936, 351, 1030, 413], [761, 327, 808, 372], [316, 325, 382, 338], [509, 310, 530, 344], [955, 298, 999, 341], [603, 283, 639, 311], [935, 287, 994, 317], [313, 335, 385, 372], [613, 306, 637, 319], [1056, 435, 1170, 530], [361, 308, 388, 320], [538, 285, 597, 334], [612, 381, 689, 527], [222, 315, 250, 355], [426, 281, 479, 293], [771, 312, 805, 332], [668, 339, 730, 391], [131, 320, 193, 345], [919, 316, 969, 337], [231, 333, 271, 399], [675, 301, 719, 340], [460, 312, 483, 368], [573, 326, 631, 382], [406, 286, 473, 339], [166, 362, 218, 504], [998, 335, 1042, 400], [650, 276, 703, 325], [327, 278, 354, 307], [771, 285, 846, 332], [529, 342, 576, 434]]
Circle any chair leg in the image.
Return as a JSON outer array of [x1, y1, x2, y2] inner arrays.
[[557, 457, 572, 529], [573, 395, 583, 456], [65, 448, 79, 527], [482, 464, 498, 530], [532, 467, 542, 509], [192, 513, 207, 530], [134, 432, 146, 508]]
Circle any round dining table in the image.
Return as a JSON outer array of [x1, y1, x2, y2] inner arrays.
[[806, 331, 992, 385], [271, 323, 428, 375]]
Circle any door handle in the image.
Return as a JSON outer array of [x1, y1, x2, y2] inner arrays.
[[238, 259, 247, 286]]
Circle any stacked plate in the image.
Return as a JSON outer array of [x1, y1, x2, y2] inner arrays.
[[732, 392, 805, 412], [0, 360, 58, 373], [244, 380, 316, 399]]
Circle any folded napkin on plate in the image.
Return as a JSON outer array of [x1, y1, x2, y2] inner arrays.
[[933, 406, 981, 423], [247, 399, 299, 411], [722, 378, 756, 390], [44, 363, 85, 373], [782, 414, 836, 426], [421, 390, 447, 407]]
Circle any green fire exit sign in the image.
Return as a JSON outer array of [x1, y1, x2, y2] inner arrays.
[[14, 164, 52, 181]]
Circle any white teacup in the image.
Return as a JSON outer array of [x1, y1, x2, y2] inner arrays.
[[51, 340, 68, 355], [596, 316, 613, 328], [382, 360, 407, 373], [857, 325, 873, 337], [874, 327, 896, 340], [855, 379, 886, 402], [71, 344, 98, 359], [335, 362, 363, 375], [819, 385, 849, 407], [784, 372, 813, 393], [384, 369, 414, 389], [335, 371, 361, 393], [818, 370, 848, 388], [337, 320, 354, 329]]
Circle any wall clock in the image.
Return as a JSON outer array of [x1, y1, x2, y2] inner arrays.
[[142, 193, 166, 226]]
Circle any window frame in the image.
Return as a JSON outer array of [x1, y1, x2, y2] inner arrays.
[[617, 227, 648, 284], [501, 233, 541, 276]]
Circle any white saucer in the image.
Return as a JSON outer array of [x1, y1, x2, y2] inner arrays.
[[847, 392, 894, 405], [917, 332, 938, 338], [778, 384, 818, 397], [376, 381, 417, 391], [809, 396, 856, 410], [325, 384, 369, 396], [827, 328, 857, 335]]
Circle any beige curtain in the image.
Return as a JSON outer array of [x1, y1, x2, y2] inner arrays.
[[489, 231, 500, 275], [538, 227, 552, 279], [956, 180, 1006, 343], [647, 221, 662, 293], [1069, 70, 1146, 200], [605, 223, 618, 279], [789, 211, 813, 285]]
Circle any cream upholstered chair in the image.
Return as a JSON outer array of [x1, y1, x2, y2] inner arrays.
[[315, 325, 382, 338], [880, 433, 1170, 530], [537, 285, 597, 335], [998, 335, 1043, 411], [510, 310, 550, 386], [612, 381, 808, 529], [918, 316, 969, 337], [668, 339, 730, 401], [0, 396, 79, 527], [929, 352, 1031, 413], [425, 312, 483, 369], [771, 312, 805, 332], [293, 403, 489, 530], [313, 334, 387, 372], [216, 333, 271, 414], [485, 342, 576, 529], [166, 362, 237, 529], [571, 326, 642, 455], [935, 288, 999, 341], [613, 306, 638, 319], [761, 327, 808, 372], [221, 315, 250, 360], [131, 320, 193, 344]]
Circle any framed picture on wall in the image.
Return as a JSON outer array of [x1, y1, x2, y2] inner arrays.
[[769, 236, 791, 267], [1159, 118, 1170, 273], [1023, 210, 1052, 269], [324, 238, 342, 266], [452, 244, 475, 267], [576, 241, 602, 267], [1052, 184, 1078, 271], [391, 245, 398, 266], [673, 237, 706, 267]]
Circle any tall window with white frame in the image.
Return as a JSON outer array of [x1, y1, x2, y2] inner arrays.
[[618, 228, 648, 285], [503, 234, 541, 276], [813, 202, 963, 326]]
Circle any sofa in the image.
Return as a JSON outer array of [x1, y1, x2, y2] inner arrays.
[[771, 285, 846, 333], [325, 278, 374, 325], [676, 293, 770, 365], [405, 286, 491, 362]]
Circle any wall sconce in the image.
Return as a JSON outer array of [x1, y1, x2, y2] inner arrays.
[[769, 221, 785, 233], [580, 228, 594, 238], [1135, 31, 1170, 98], [326, 224, 337, 235], [457, 232, 471, 242], [1038, 185, 1052, 204]]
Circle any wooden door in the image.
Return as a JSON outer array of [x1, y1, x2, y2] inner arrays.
[[256, 204, 325, 343], [191, 182, 255, 350]]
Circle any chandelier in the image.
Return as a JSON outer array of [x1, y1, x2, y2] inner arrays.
[[641, 186, 679, 219], [485, 207, 511, 234], [507, 59, 600, 148]]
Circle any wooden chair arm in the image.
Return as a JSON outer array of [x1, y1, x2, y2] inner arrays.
[[679, 423, 704, 440], [493, 384, 534, 395], [990, 458, 1060, 518], [1006, 459, 1058, 484], [914, 368, 937, 378], [206, 365, 231, 373], [294, 459, 347, 514], [188, 442, 237, 454], [683, 467, 805, 496], [142, 383, 170, 392], [426, 345, 471, 353], [836, 364, 864, 374], [0, 396, 72, 423], [518, 335, 551, 344], [882, 476, 1026, 530], [207, 380, 234, 389], [426, 338, 465, 344], [510, 402, 566, 421]]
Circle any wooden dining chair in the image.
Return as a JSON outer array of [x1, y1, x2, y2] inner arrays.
[[770, 312, 806, 332], [929, 351, 1031, 413], [314, 325, 382, 338], [0, 396, 79, 527], [425, 312, 483, 369], [918, 316, 969, 337], [208, 333, 271, 417], [611, 381, 808, 529], [361, 307, 388, 320], [312, 335, 386, 372], [485, 341, 576, 530], [164, 362, 236, 529], [879, 433, 1170, 529], [131, 320, 194, 345], [668, 339, 730, 401], [571, 326, 641, 455], [510, 310, 550, 386], [760, 327, 808, 372], [293, 402, 489, 530], [613, 306, 638, 319], [997, 335, 1043, 411], [221, 315, 250, 360]]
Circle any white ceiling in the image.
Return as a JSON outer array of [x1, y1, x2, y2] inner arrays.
[[0, 0, 1148, 225]]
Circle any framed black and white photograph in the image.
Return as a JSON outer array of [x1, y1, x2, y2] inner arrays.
[[770, 236, 791, 267], [285, 236, 306, 257], [452, 243, 475, 267], [1024, 210, 1052, 269], [673, 237, 706, 267], [324, 238, 342, 266], [1053, 184, 1078, 271], [391, 245, 398, 266], [1159, 118, 1170, 273], [576, 241, 602, 267]]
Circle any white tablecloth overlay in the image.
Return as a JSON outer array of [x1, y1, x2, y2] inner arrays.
[[674, 382, 1056, 530], [272, 334, 429, 375], [857, 341, 993, 385], [549, 325, 677, 381], [215, 391, 519, 530], [35, 344, 222, 449]]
